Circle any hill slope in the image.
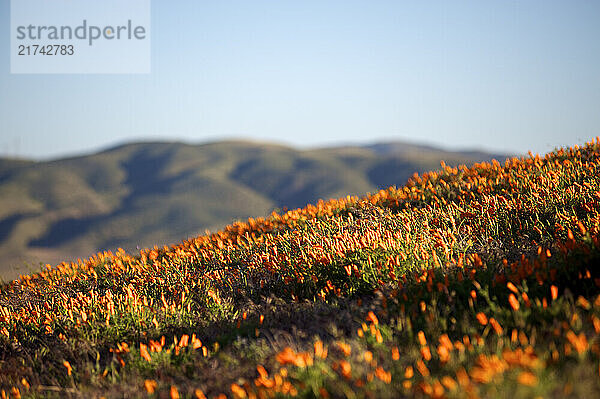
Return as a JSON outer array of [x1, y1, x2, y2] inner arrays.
[[0, 140, 508, 280], [0, 139, 599, 398]]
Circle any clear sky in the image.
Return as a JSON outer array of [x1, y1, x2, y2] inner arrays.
[[1, 0, 599, 159]]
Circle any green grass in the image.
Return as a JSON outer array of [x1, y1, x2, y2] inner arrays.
[[8, 140, 600, 398]]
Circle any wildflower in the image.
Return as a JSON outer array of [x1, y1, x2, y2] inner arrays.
[[257, 365, 268, 379], [375, 329, 383, 343], [517, 371, 538, 386], [337, 342, 351, 357], [339, 360, 352, 379], [178, 334, 189, 348], [439, 334, 453, 350], [421, 346, 432, 361], [551, 286, 558, 300], [63, 360, 72, 376], [366, 311, 379, 325], [392, 346, 400, 360], [577, 296, 591, 309], [314, 340, 327, 359], [507, 282, 519, 294], [577, 221, 587, 235], [231, 383, 246, 398], [476, 312, 488, 325], [566, 331, 588, 354], [509, 294, 520, 311], [191, 334, 202, 349], [522, 292, 531, 307], [416, 360, 430, 377], [144, 380, 157, 394], [139, 343, 152, 362], [489, 318, 503, 335], [276, 347, 312, 367], [441, 376, 457, 390], [437, 344, 450, 363], [375, 366, 391, 383]]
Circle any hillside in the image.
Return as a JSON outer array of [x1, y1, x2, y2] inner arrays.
[[1, 139, 599, 398], [0, 140, 508, 281]]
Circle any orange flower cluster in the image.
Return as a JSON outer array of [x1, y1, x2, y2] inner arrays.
[[275, 347, 313, 368]]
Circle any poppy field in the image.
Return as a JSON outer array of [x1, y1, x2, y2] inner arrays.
[[1, 139, 600, 398]]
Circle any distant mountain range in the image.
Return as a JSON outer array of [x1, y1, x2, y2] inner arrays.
[[0, 140, 512, 280]]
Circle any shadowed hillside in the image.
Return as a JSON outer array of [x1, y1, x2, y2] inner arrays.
[[0, 140, 509, 280]]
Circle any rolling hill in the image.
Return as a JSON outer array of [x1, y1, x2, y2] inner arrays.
[[0, 140, 509, 281], [0, 140, 599, 398]]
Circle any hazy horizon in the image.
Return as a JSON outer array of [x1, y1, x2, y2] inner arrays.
[[0, 135, 526, 163]]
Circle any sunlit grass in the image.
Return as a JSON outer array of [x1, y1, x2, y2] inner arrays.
[[1, 139, 600, 398]]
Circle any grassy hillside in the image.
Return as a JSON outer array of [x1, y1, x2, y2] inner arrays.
[[0, 140, 507, 280], [1, 139, 599, 398]]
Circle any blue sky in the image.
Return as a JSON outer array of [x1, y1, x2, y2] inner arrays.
[[1, 0, 599, 159]]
